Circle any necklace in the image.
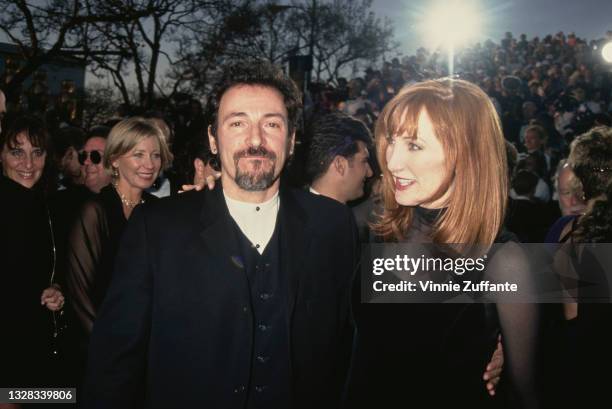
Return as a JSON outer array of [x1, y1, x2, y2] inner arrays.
[[113, 183, 144, 208]]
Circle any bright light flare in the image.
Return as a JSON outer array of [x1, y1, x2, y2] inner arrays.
[[418, 0, 483, 50], [602, 42, 612, 63]]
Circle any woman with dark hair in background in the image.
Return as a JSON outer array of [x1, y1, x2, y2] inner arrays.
[[0, 115, 66, 389], [555, 127, 612, 320], [554, 126, 612, 408]]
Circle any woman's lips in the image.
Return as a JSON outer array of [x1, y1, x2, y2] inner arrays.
[[394, 176, 416, 191], [137, 173, 155, 179], [18, 171, 35, 179]]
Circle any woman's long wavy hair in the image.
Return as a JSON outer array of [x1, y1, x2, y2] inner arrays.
[[569, 126, 612, 243], [372, 78, 508, 246]]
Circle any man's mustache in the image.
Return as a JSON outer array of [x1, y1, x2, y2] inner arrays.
[[234, 146, 276, 161]]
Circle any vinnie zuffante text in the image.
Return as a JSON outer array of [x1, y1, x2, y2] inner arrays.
[[371, 255, 519, 293]]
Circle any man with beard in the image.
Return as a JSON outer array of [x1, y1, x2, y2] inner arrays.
[[83, 61, 358, 409]]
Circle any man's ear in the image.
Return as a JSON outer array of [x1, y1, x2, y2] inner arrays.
[[333, 156, 346, 176], [208, 125, 218, 154]]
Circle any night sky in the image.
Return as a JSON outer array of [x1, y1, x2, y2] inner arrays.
[[374, 0, 612, 54]]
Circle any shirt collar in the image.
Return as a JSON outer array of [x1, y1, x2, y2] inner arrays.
[[223, 190, 280, 213]]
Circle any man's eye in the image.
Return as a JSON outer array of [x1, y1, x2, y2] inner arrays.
[[229, 121, 243, 128], [266, 122, 280, 128]]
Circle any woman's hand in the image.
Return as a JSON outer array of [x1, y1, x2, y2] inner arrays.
[[40, 285, 65, 312], [483, 334, 504, 396]]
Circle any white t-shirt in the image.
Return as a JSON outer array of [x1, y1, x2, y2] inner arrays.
[[224, 191, 280, 255]]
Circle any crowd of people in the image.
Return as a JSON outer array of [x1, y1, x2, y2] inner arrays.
[[1, 29, 612, 409]]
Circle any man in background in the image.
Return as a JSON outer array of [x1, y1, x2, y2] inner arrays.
[[306, 112, 373, 204]]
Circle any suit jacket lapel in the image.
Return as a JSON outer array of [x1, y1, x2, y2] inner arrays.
[[279, 188, 312, 322], [197, 184, 244, 272]]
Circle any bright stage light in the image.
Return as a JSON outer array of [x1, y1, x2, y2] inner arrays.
[[602, 42, 612, 63], [418, 0, 483, 50]]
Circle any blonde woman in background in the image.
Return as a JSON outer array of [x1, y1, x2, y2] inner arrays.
[[66, 117, 172, 337]]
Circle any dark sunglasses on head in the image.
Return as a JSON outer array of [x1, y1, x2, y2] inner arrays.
[[78, 150, 103, 165]]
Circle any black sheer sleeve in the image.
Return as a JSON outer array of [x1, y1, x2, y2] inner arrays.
[[486, 241, 541, 409], [66, 200, 109, 334]]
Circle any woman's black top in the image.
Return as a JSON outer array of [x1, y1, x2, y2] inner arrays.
[[66, 184, 157, 335], [346, 207, 540, 408], [0, 175, 56, 387]]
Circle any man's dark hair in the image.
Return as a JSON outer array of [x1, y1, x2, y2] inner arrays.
[[306, 112, 372, 182], [87, 125, 111, 140], [174, 134, 217, 186], [512, 170, 539, 196], [52, 126, 86, 158], [594, 112, 612, 127], [515, 152, 547, 179], [207, 60, 302, 138]]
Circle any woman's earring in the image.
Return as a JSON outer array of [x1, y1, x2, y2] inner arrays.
[[112, 167, 119, 178]]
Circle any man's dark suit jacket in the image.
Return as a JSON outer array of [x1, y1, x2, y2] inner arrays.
[[83, 184, 358, 409]]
